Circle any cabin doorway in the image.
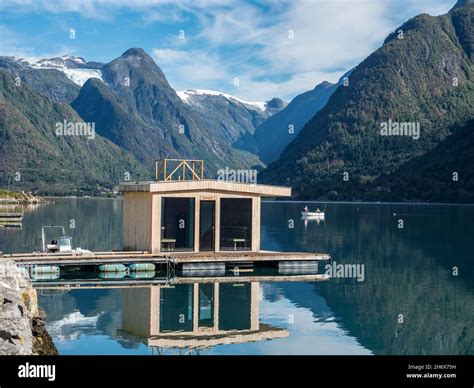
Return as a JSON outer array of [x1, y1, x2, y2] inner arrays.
[[199, 201, 215, 251]]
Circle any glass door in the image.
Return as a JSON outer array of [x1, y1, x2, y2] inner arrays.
[[199, 201, 215, 251]]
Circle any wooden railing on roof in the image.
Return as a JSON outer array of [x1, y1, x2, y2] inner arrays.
[[155, 159, 204, 181]]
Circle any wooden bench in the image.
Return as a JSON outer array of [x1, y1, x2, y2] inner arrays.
[[231, 238, 247, 250], [161, 227, 176, 251], [220, 226, 249, 250], [161, 238, 176, 251]]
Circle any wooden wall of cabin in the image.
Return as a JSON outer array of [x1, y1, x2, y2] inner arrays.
[[252, 197, 261, 252], [123, 192, 152, 251]]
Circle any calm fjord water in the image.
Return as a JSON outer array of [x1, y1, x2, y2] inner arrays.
[[0, 198, 472, 355]]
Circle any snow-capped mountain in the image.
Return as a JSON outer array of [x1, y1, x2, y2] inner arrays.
[[26, 55, 104, 86], [0, 55, 82, 102], [32, 55, 88, 68], [177, 89, 268, 111], [70, 48, 264, 174], [0, 49, 293, 185], [175, 88, 287, 153]]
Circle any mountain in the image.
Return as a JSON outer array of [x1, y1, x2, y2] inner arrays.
[[380, 119, 474, 202], [265, 97, 288, 115], [261, 2, 474, 201], [71, 48, 262, 174], [1, 50, 289, 177], [0, 56, 81, 103], [176, 89, 287, 154], [451, 0, 474, 11], [0, 70, 148, 195], [252, 74, 349, 163]]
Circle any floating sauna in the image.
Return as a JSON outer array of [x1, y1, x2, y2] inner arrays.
[[6, 159, 330, 272], [119, 159, 291, 254]]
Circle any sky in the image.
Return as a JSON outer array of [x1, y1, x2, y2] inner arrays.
[[0, 0, 457, 102]]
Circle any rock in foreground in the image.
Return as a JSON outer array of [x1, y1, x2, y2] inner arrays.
[[0, 259, 57, 355]]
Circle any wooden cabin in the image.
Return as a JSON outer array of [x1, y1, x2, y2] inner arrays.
[[118, 159, 291, 254]]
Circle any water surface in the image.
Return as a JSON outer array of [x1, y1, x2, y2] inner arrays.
[[1, 199, 472, 355]]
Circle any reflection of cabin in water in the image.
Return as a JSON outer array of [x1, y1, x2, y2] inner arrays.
[[119, 159, 291, 253], [119, 282, 288, 349]]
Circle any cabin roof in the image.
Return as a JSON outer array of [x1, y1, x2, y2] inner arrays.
[[118, 323, 289, 348], [118, 179, 291, 197]]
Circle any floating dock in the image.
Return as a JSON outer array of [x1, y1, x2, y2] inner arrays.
[[0, 212, 23, 228], [1, 250, 331, 289], [29, 273, 330, 289], [2, 250, 330, 267], [1, 159, 333, 284]]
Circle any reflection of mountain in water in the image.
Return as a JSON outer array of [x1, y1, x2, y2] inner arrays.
[[46, 311, 99, 341], [263, 282, 335, 323], [262, 203, 474, 355], [39, 288, 122, 342]]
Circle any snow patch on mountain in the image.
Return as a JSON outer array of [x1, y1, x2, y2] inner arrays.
[[50, 68, 102, 86], [46, 311, 100, 341], [21, 55, 103, 86], [177, 89, 267, 111], [33, 55, 87, 68]]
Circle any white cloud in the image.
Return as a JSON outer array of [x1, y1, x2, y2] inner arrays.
[[141, 11, 184, 24], [1, 0, 459, 100], [150, 0, 457, 100], [234, 70, 346, 103], [152, 48, 190, 64], [152, 48, 229, 85], [0, 26, 78, 63]]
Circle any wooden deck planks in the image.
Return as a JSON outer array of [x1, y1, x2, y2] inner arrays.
[[2, 250, 330, 266]]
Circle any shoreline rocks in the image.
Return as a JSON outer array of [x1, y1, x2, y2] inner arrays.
[[0, 191, 51, 205], [0, 259, 57, 355]]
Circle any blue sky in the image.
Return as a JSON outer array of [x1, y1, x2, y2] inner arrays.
[[0, 0, 457, 101]]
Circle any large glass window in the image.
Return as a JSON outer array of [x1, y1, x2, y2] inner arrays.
[[161, 198, 195, 251], [220, 198, 252, 251]]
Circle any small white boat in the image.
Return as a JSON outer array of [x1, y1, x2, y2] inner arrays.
[[301, 210, 325, 218], [301, 207, 325, 218], [41, 225, 92, 255]]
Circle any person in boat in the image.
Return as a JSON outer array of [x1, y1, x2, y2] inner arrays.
[[304, 206, 309, 212]]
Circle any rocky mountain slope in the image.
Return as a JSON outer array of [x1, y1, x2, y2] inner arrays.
[[252, 73, 350, 163], [176, 89, 287, 153], [0, 56, 81, 103], [261, 2, 474, 201], [0, 70, 148, 195], [381, 119, 474, 202], [71, 48, 262, 174], [1, 48, 341, 190]]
